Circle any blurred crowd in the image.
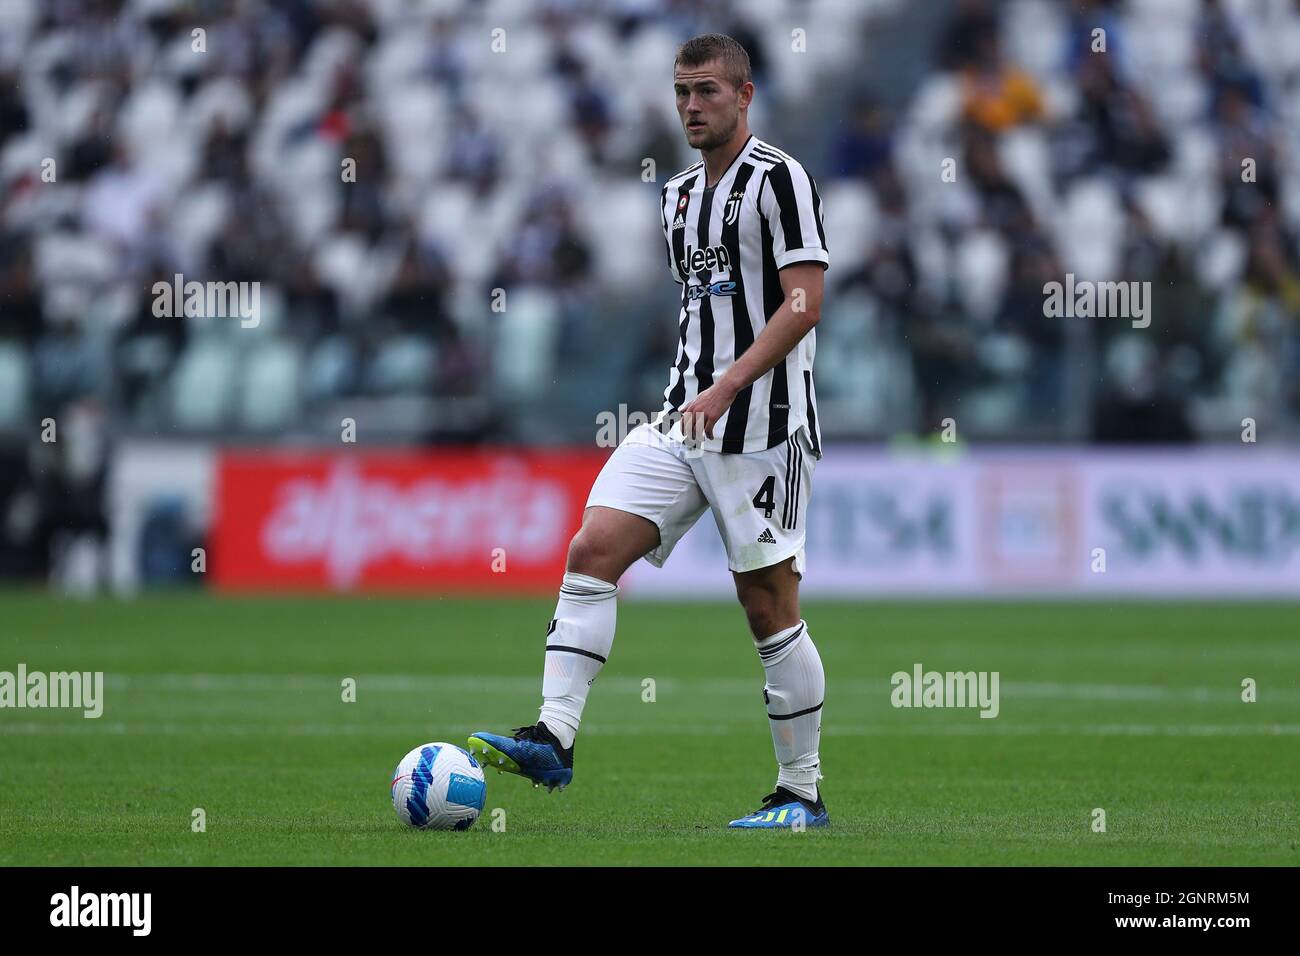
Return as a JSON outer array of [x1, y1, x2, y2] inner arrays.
[[824, 0, 1300, 443], [0, 0, 1297, 456]]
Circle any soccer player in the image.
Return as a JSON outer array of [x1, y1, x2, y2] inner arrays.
[[470, 33, 829, 829]]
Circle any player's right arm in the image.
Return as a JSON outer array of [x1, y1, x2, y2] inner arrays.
[[681, 262, 822, 441]]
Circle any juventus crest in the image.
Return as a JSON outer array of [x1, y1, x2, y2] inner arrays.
[[723, 189, 745, 226]]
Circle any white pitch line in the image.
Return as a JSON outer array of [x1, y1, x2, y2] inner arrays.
[[96, 673, 1300, 703], [1, 721, 1297, 737]]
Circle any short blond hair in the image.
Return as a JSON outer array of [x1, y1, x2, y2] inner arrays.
[[673, 34, 752, 90]]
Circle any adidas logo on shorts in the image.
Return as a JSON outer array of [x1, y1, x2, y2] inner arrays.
[[757, 529, 777, 544]]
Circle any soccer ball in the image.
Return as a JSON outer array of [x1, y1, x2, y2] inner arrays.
[[391, 742, 486, 830]]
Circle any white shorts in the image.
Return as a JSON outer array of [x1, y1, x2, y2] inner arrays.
[[586, 422, 817, 574]]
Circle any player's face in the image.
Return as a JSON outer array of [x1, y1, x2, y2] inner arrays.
[[674, 63, 748, 150]]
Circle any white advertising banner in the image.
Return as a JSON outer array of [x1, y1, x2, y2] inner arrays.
[[621, 449, 1300, 598]]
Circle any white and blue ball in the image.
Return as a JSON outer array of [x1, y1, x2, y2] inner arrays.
[[391, 742, 486, 830]]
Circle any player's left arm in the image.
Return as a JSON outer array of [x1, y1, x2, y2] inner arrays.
[[680, 263, 823, 441]]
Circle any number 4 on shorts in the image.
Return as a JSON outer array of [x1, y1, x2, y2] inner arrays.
[[752, 475, 776, 519]]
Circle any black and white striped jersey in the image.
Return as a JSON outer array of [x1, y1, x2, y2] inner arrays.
[[655, 134, 828, 456]]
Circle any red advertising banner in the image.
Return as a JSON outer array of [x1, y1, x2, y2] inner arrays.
[[212, 450, 606, 592]]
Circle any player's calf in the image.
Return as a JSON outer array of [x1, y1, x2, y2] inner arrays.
[[752, 617, 825, 805]]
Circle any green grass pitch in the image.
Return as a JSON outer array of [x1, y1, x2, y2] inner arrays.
[[0, 594, 1296, 865]]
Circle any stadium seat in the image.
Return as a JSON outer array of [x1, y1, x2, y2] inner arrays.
[[238, 341, 303, 431], [304, 335, 359, 401], [820, 181, 879, 270], [493, 289, 559, 399], [0, 343, 31, 430], [169, 338, 237, 430], [1055, 178, 1123, 278], [368, 336, 439, 395]]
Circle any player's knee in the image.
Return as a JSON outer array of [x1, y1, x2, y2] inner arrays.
[[739, 591, 782, 639], [566, 528, 618, 579], [565, 531, 598, 575]]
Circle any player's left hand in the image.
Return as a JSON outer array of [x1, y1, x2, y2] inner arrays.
[[679, 380, 738, 442]]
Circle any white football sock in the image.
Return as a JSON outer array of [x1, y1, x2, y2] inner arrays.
[[754, 620, 824, 802], [537, 571, 618, 749]]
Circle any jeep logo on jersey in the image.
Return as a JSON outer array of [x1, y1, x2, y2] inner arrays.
[[679, 243, 731, 278], [724, 190, 745, 225]]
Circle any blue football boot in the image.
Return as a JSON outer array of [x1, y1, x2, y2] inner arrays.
[[466, 721, 574, 792], [728, 786, 830, 829]]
